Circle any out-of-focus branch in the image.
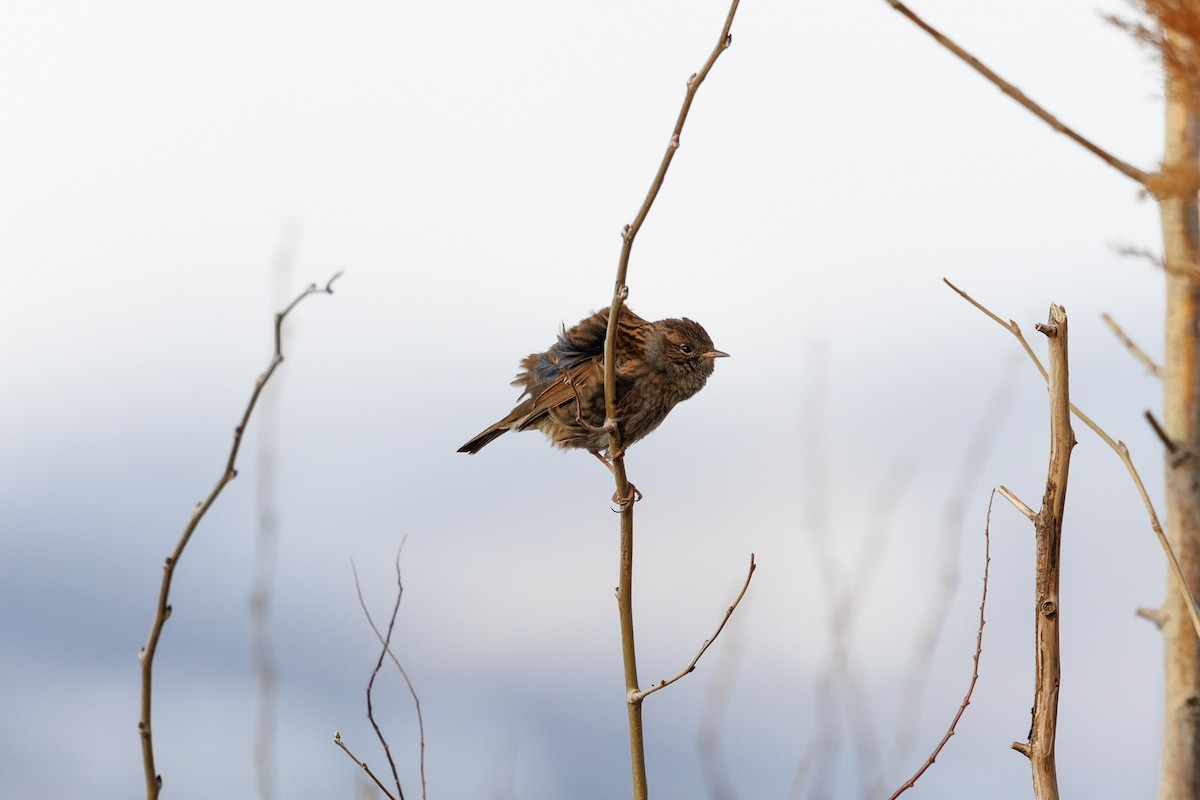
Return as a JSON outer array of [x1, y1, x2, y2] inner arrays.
[[945, 278, 1200, 640], [1102, 312, 1163, 377], [634, 554, 756, 701], [601, 4, 742, 799], [879, 0, 1149, 185], [886, 367, 1016, 778], [887, 490, 994, 800], [137, 272, 341, 800], [251, 219, 301, 800]]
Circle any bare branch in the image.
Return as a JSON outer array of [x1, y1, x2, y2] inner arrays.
[[334, 732, 399, 800], [138, 274, 340, 800], [633, 554, 756, 702], [1102, 313, 1162, 377], [887, 490, 994, 799], [1008, 304, 1074, 800], [351, 554, 428, 800], [352, 560, 405, 800], [879, 0, 1148, 185], [947, 279, 1200, 641], [601, 3, 743, 799]]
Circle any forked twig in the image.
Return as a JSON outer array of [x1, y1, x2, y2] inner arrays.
[[353, 560, 405, 800], [634, 554, 756, 701], [879, 0, 1148, 185], [350, 554, 427, 800], [887, 491, 994, 799], [137, 272, 342, 800], [334, 731, 399, 800], [945, 278, 1200, 641]]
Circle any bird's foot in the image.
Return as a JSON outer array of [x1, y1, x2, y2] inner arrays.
[[612, 483, 642, 511]]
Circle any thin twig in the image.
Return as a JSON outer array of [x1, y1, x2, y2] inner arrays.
[[351, 554, 428, 800], [887, 490, 994, 799], [334, 732, 399, 800], [1101, 312, 1163, 377], [601, 3, 742, 799], [137, 272, 342, 800], [879, 0, 1148, 185], [633, 554, 756, 701], [944, 279, 1200, 641]]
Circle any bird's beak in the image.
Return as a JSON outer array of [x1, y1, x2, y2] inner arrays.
[[702, 350, 730, 359]]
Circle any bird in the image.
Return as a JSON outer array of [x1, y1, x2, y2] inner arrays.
[[458, 306, 727, 458]]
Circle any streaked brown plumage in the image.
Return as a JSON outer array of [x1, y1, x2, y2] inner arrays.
[[458, 306, 727, 455]]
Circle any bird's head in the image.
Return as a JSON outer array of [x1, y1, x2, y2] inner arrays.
[[645, 318, 729, 388]]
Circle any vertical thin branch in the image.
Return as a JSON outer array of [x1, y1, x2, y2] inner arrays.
[[137, 272, 341, 800], [1009, 305, 1075, 800], [601, 3, 742, 799]]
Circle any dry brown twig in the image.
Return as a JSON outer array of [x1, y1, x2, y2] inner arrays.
[[944, 279, 1200, 640], [1006, 304, 1075, 800], [137, 272, 342, 800], [633, 554, 756, 701], [879, 0, 1149, 185], [887, 490, 994, 800], [599, 2, 744, 798]]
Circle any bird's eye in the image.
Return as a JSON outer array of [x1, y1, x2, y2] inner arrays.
[[680, 344, 694, 354]]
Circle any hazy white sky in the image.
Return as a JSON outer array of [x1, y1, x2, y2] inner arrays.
[[0, 1, 1174, 798]]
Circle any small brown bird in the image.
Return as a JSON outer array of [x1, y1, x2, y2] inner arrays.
[[458, 306, 727, 456]]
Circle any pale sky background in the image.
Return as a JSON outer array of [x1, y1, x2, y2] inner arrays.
[[0, 1, 1176, 798]]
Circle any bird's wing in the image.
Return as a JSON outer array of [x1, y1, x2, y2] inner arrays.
[[515, 358, 602, 431]]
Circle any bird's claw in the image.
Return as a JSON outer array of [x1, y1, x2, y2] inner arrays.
[[611, 483, 642, 511]]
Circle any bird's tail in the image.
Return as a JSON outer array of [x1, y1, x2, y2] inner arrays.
[[457, 426, 509, 454]]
